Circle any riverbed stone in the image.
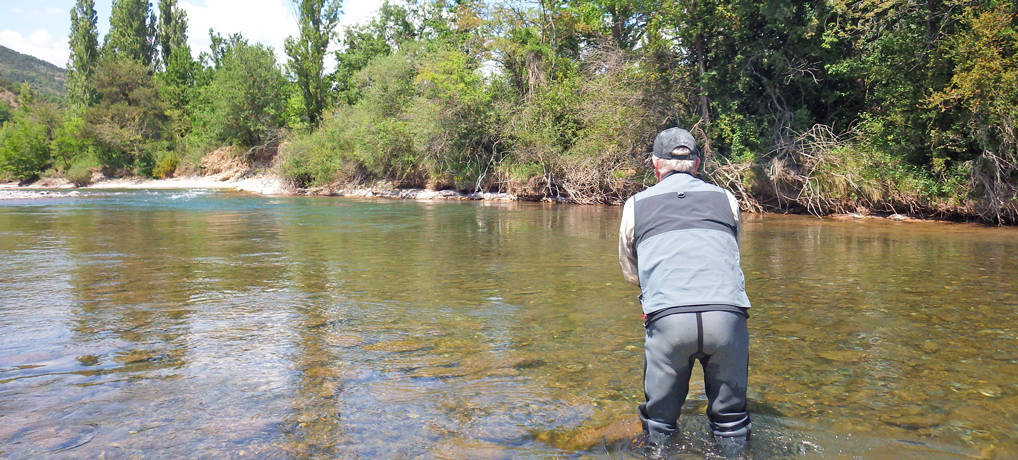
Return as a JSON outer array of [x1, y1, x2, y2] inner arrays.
[[880, 412, 944, 430], [325, 333, 363, 347], [920, 340, 940, 353], [555, 416, 642, 451], [816, 349, 865, 362], [363, 339, 432, 353], [430, 437, 509, 459]]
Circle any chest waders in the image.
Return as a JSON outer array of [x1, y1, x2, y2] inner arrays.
[[631, 173, 751, 452]]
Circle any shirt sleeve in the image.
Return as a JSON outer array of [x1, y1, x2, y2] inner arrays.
[[725, 190, 742, 245], [618, 197, 639, 285]]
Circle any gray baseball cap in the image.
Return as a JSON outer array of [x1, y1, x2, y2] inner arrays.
[[652, 128, 700, 159]]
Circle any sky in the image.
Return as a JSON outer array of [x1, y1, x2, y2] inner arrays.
[[0, 0, 385, 69]]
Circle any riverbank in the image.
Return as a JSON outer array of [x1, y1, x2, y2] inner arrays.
[[0, 172, 968, 225], [0, 175, 518, 202], [0, 174, 289, 198]]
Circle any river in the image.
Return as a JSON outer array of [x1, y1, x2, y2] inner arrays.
[[1, 189, 1016, 458]]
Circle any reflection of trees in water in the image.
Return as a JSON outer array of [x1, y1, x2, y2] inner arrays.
[[52, 205, 298, 452], [65, 208, 287, 360], [274, 207, 351, 456]]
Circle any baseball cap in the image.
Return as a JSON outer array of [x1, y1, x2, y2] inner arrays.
[[652, 128, 700, 159]]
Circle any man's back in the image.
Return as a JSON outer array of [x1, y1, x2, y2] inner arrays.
[[622, 171, 750, 315]]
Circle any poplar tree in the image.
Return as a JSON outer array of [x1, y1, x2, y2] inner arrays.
[[67, 0, 100, 107], [104, 0, 157, 66], [285, 0, 342, 129], [157, 0, 188, 70], [156, 0, 193, 114]]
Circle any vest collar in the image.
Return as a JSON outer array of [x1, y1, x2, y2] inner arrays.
[[661, 170, 696, 182]]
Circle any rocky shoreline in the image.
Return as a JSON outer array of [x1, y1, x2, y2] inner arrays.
[[0, 173, 969, 224], [0, 173, 523, 203]]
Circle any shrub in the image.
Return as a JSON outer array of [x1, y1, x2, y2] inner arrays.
[[152, 151, 179, 179], [50, 113, 93, 172], [65, 155, 98, 186], [0, 118, 50, 182], [201, 40, 287, 147]]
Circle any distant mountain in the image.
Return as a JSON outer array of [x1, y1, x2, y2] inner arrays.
[[0, 45, 66, 100]]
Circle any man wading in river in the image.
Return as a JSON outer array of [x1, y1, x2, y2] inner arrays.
[[619, 127, 751, 456]]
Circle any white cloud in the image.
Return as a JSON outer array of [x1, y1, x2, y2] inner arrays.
[[181, 0, 382, 70], [339, 1, 383, 30], [0, 1, 385, 71], [0, 28, 69, 68], [181, 0, 296, 63]]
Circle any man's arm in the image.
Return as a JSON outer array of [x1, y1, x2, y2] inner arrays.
[[619, 197, 639, 285], [725, 190, 742, 245]]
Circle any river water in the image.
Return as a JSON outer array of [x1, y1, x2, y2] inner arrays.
[[1, 189, 1016, 458]]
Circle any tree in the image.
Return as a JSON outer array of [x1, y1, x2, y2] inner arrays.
[[333, 1, 422, 104], [0, 116, 50, 182], [285, 0, 342, 128], [87, 58, 169, 173], [157, 0, 188, 70], [203, 39, 287, 146], [929, 3, 1018, 223], [156, 0, 194, 130], [104, 0, 157, 67], [0, 86, 61, 182], [67, 0, 100, 107]]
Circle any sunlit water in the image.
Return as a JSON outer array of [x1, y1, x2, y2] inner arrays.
[[1, 189, 1016, 458]]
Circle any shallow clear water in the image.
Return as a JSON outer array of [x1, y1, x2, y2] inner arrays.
[[1, 189, 1016, 458]]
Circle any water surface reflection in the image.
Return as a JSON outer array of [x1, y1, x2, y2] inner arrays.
[[1, 190, 1016, 458]]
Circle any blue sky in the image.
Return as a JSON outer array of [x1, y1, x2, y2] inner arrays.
[[0, 0, 384, 68]]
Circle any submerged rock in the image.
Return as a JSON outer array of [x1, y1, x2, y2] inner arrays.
[[546, 416, 642, 451]]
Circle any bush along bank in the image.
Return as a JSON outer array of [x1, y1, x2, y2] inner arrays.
[[2, 1, 1016, 224], [270, 1, 1017, 224]]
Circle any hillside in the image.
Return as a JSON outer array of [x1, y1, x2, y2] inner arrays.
[[0, 45, 65, 99]]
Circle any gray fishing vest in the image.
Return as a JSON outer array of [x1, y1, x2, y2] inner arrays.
[[633, 172, 751, 315]]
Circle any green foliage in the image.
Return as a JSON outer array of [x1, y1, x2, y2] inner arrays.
[[156, 0, 194, 138], [157, 0, 189, 71], [928, 3, 1018, 222], [152, 150, 179, 178], [332, 1, 422, 105], [0, 110, 51, 182], [104, 0, 157, 67], [0, 45, 67, 100], [0, 100, 12, 126], [285, 0, 342, 128], [200, 39, 287, 147], [159, 45, 197, 137], [50, 113, 94, 171], [87, 57, 169, 174], [0, 0, 1012, 222], [65, 154, 99, 186], [67, 0, 100, 107]]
